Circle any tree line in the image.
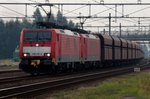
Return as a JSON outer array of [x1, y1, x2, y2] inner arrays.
[[0, 8, 77, 59]]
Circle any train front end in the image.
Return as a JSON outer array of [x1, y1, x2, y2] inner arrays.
[[19, 29, 55, 74]]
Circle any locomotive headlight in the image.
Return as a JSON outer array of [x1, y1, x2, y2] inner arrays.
[[44, 53, 50, 57], [36, 43, 39, 47], [47, 53, 50, 56], [24, 53, 30, 57], [24, 53, 27, 57]]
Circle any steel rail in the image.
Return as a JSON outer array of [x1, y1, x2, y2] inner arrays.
[[0, 64, 149, 99], [0, 70, 21, 74], [0, 76, 32, 85]]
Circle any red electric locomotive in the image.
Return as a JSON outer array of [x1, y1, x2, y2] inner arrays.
[[80, 34, 100, 68], [19, 29, 81, 74]]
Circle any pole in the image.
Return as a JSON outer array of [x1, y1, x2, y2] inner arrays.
[[89, 4, 91, 16], [122, 5, 124, 17], [149, 24, 150, 35], [25, 4, 27, 18], [103, 28, 105, 34], [115, 5, 117, 22], [120, 23, 122, 38], [109, 13, 111, 35]]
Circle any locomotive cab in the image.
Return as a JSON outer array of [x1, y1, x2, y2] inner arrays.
[[19, 29, 56, 73]]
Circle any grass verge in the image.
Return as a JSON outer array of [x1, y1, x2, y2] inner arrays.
[[51, 71, 150, 99]]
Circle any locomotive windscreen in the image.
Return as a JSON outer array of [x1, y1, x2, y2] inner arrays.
[[24, 31, 51, 42]]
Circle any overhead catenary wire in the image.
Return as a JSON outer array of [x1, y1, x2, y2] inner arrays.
[[27, 0, 81, 28], [28, 0, 80, 20], [125, 5, 150, 16], [80, 0, 135, 25], [91, 0, 138, 23], [63, 5, 88, 15], [0, 5, 25, 16], [1, 1, 150, 31], [0, 1, 34, 22], [79, 0, 141, 32], [81, 0, 150, 29], [36, 0, 124, 26]]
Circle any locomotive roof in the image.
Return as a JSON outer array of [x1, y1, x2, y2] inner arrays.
[[81, 34, 99, 40], [55, 29, 80, 37]]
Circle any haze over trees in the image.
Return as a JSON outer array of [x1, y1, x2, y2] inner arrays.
[[0, 8, 75, 59]]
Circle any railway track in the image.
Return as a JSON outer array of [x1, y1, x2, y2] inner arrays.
[[0, 62, 149, 99], [0, 69, 21, 74], [0, 69, 28, 80]]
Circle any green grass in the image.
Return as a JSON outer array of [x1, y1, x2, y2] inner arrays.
[[51, 71, 150, 99]]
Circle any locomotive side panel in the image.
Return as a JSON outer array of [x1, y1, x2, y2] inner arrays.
[[56, 30, 80, 63], [80, 34, 100, 62], [87, 36, 100, 61]]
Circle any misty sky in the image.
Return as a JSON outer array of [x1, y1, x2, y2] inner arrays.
[[0, 0, 150, 32]]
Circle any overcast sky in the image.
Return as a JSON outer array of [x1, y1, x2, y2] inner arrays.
[[0, 0, 150, 32]]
